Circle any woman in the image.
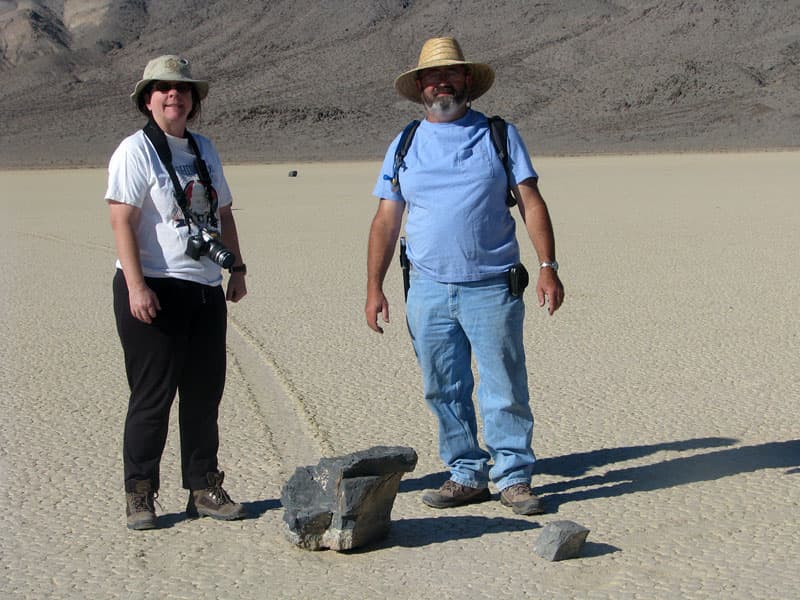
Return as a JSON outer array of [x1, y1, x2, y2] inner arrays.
[[106, 55, 248, 530]]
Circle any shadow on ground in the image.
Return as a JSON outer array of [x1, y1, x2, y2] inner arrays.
[[399, 470, 450, 493], [156, 497, 282, 528], [368, 515, 540, 550], [399, 437, 800, 512], [537, 438, 800, 510], [535, 437, 738, 477], [350, 515, 622, 555]]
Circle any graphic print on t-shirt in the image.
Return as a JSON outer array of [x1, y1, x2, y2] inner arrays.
[[171, 162, 219, 232]]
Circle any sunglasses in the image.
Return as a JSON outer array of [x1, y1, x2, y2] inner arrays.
[[152, 81, 193, 94]]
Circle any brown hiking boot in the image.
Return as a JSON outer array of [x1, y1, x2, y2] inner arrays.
[[421, 480, 491, 509], [500, 483, 545, 515], [126, 480, 157, 530], [186, 471, 247, 521]]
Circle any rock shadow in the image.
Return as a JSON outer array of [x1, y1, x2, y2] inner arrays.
[[581, 541, 622, 558], [398, 470, 449, 493], [357, 515, 540, 551]]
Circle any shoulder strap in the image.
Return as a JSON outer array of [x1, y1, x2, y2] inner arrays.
[[487, 116, 517, 207], [388, 116, 516, 207], [185, 132, 213, 187], [142, 119, 188, 209], [142, 121, 217, 225], [390, 119, 421, 192]]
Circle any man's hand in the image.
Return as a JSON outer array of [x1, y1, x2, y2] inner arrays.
[[536, 268, 564, 315], [366, 199, 404, 333], [365, 288, 390, 333]]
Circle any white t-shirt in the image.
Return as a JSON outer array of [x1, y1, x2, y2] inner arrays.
[[106, 129, 233, 286]]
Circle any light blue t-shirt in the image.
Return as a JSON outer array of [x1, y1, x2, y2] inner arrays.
[[373, 110, 538, 283]]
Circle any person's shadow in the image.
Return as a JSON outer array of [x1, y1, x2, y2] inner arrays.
[[536, 438, 799, 510], [399, 436, 743, 494], [392, 436, 799, 547], [398, 437, 743, 495], [402, 437, 799, 511], [158, 437, 798, 550]]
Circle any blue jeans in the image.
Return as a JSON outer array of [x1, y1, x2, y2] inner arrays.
[[406, 270, 535, 491]]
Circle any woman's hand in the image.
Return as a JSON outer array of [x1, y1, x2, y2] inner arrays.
[[128, 283, 161, 323], [226, 272, 247, 302]]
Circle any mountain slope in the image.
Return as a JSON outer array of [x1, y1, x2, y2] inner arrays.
[[1, 0, 798, 167]]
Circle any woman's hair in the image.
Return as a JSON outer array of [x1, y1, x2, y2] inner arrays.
[[136, 83, 202, 121]]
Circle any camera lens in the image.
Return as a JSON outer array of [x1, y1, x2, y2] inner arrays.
[[206, 240, 235, 269]]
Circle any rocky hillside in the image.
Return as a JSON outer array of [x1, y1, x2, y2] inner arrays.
[[1, 0, 798, 167]]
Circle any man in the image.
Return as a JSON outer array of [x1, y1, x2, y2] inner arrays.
[[365, 37, 564, 515]]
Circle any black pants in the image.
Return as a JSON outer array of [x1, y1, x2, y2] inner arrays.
[[113, 270, 227, 492]]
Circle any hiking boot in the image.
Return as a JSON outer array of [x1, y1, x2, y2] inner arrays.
[[500, 483, 545, 515], [126, 480, 157, 530], [186, 471, 247, 521], [421, 480, 491, 509]]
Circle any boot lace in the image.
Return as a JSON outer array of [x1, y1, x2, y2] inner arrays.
[[504, 483, 534, 499], [207, 473, 234, 506], [441, 480, 464, 495], [130, 491, 161, 512]]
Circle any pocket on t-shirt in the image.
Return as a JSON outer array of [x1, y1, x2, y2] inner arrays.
[[457, 146, 495, 179]]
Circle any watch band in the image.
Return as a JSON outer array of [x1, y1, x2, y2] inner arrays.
[[539, 260, 558, 271], [229, 264, 247, 274]]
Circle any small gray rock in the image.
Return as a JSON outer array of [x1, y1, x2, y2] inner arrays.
[[533, 520, 590, 561]]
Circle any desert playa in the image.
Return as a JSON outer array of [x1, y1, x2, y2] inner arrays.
[[2, 153, 798, 598]]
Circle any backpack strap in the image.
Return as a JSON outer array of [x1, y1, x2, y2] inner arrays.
[[388, 119, 421, 192], [387, 116, 516, 208], [487, 116, 517, 207]]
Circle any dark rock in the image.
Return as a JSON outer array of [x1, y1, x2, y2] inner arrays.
[[288, 170, 298, 177], [533, 520, 590, 561], [281, 446, 417, 551]]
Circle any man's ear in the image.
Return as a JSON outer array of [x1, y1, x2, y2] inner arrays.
[[465, 69, 474, 92]]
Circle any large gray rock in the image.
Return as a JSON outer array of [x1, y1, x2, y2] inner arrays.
[[281, 446, 418, 551], [533, 520, 590, 561]]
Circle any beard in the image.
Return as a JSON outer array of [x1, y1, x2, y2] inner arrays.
[[422, 86, 469, 120]]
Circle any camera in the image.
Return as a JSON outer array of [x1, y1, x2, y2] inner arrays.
[[185, 228, 235, 269]]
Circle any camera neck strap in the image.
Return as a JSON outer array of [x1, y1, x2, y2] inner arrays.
[[142, 119, 217, 227]]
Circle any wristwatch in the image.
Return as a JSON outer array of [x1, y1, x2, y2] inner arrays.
[[539, 260, 559, 271], [229, 264, 247, 275]]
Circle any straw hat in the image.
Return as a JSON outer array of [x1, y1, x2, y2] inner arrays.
[[394, 37, 494, 103], [130, 55, 209, 106]]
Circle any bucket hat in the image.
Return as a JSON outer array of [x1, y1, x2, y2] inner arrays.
[[394, 37, 494, 103], [130, 55, 209, 106]]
